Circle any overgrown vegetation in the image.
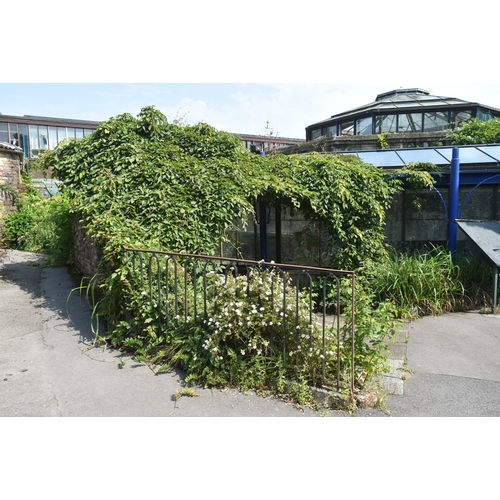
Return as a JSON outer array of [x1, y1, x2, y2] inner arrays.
[[1, 174, 72, 265], [452, 117, 500, 145], [10, 105, 487, 409]]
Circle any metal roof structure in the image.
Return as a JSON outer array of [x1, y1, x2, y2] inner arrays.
[[320, 88, 500, 124], [0, 113, 100, 128], [306, 88, 500, 140], [0, 141, 23, 153], [456, 219, 500, 309], [456, 220, 500, 267]]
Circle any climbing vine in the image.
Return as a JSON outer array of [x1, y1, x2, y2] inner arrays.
[[37, 106, 433, 405]]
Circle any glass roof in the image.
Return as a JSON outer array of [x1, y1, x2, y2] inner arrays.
[[395, 148, 450, 165], [335, 144, 500, 169], [308, 88, 500, 129]]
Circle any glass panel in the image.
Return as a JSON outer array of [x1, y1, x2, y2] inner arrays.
[[451, 109, 472, 128], [66, 127, 75, 139], [29, 125, 39, 156], [0, 123, 8, 143], [398, 113, 422, 132], [75, 128, 84, 140], [8, 123, 19, 146], [423, 111, 449, 132], [357, 150, 405, 167], [374, 114, 397, 134], [311, 128, 321, 140], [84, 128, 94, 137], [20, 124, 29, 157], [397, 148, 450, 166], [475, 108, 491, 122], [356, 117, 372, 135], [478, 145, 500, 162], [453, 146, 498, 164], [48, 127, 57, 149], [323, 125, 336, 137], [39, 125, 48, 150], [340, 120, 354, 136], [57, 127, 67, 143]]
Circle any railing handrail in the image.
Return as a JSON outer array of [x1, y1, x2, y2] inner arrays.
[[122, 245, 355, 277]]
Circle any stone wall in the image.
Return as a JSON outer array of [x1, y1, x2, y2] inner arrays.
[[0, 146, 23, 219], [71, 219, 104, 277], [0, 146, 23, 242], [277, 131, 452, 155]]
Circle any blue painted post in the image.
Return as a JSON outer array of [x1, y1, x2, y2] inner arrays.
[[449, 147, 460, 260]]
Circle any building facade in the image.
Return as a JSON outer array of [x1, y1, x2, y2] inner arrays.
[[0, 113, 304, 160], [305, 88, 500, 141], [0, 114, 99, 160]]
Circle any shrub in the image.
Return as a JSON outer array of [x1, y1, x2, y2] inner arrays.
[[362, 246, 465, 318], [2, 180, 72, 265]]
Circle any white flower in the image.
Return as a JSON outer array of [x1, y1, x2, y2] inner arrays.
[[240, 349, 246, 355]]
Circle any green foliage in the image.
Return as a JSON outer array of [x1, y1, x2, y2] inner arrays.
[[0, 184, 20, 204], [452, 117, 500, 145], [378, 133, 389, 150], [40, 106, 426, 272], [362, 246, 466, 319], [37, 106, 436, 407], [2, 178, 72, 265]]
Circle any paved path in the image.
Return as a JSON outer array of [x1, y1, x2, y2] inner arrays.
[[2, 249, 500, 417], [0, 250, 343, 417]]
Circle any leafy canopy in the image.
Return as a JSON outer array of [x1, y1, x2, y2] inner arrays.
[[452, 117, 500, 145], [40, 106, 430, 270]]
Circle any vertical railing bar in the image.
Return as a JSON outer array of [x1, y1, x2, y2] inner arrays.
[[351, 274, 355, 394], [174, 258, 179, 327], [165, 257, 171, 328], [192, 258, 198, 324], [184, 259, 189, 326]]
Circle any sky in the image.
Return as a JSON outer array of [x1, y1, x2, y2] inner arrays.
[[3, 82, 500, 140]]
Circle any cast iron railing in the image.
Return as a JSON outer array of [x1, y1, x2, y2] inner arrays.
[[123, 246, 356, 392]]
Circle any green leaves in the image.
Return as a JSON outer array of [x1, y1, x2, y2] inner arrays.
[[452, 117, 500, 145]]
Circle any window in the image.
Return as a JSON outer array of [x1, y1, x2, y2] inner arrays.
[[476, 108, 492, 122], [84, 128, 94, 137], [8, 123, 19, 146], [311, 128, 322, 140], [57, 127, 67, 143], [323, 125, 337, 137], [39, 126, 49, 150], [20, 124, 29, 157], [450, 109, 471, 128], [356, 117, 372, 135], [423, 111, 449, 132], [340, 120, 354, 136], [0, 123, 8, 143], [29, 124, 39, 154], [374, 114, 397, 134], [49, 127, 58, 149], [66, 127, 75, 139], [75, 128, 84, 140], [398, 113, 423, 132]]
